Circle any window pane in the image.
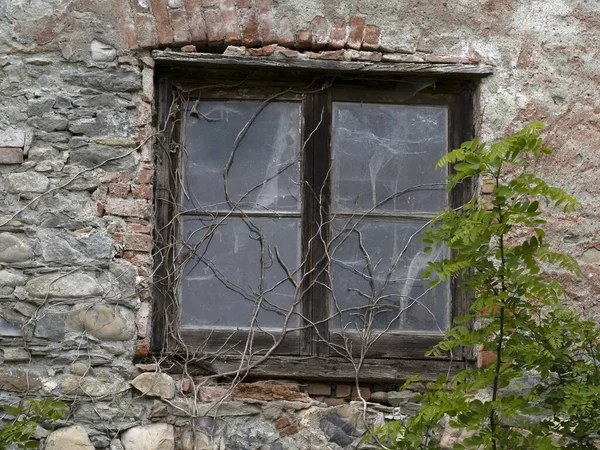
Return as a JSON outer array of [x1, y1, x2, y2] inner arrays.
[[181, 217, 300, 329], [332, 103, 448, 213], [330, 219, 450, 332], [183, 101, 301, 212]]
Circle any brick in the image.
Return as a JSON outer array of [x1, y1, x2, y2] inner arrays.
[[310, 15, 328, 50], [200, 0, 218, 6], [183, 0, 207, 45], [345, 49, 382, 62], [328, 18, 346, 49], [124, 251, 153, 268], [274, 416, 291, 430], [240, 8, 260, 47], [248, 43, 277, 56], [362, 24, 380, 51], [237, 0, 253, 7], [235, 381, 310, 402], [150, 0, 174, 45], [274, 46, 299, 58], [222, 4, 242, 45], [255, 0, 277, 45], [139, 287, 152, 302], [181, 44, 197, 52], [134, 12, 159, 48], [170, 9, 190, 44], [279, 424, 298, 437], [347, 15, 366, 50], [335, 384, 351, 398], [351, 386, 371, 401], [115, 0, 138, 49], [0, 131, 25, 148], [198, 385, 232, 402], [104, 198, 151, 219], [307, 49, 345, 60], [128, 223, 152, 234], [136, 167, 154, 184], [295, 30, 312, 50], [96, 201, 105, 216], [131, 184, 152, 200], [203, 8, 225, 47], [125, 233, 152, 251], [136, 339, 149, 358], [0, 147, 23, 164], [108, 182, 130, 198], [278, 16, 294, 47], [306, 382, 331, 396]]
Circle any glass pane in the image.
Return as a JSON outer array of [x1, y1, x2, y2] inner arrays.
[[183, 101, 301, 212], [330, 219, 450, 332], [181, 217, 300, 329], [332, 103, 448, 213]]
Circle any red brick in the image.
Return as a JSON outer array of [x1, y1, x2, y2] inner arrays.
[[198, 385, 232, 402], [222, 5, 242, 45], [181, 44, 197, 52], [183, 0, 207, 45], [237, 0, 253, 7], [345, 49, 382, 62], [136, 167, 154, 184], [125, 233, 152, 251], [131, 184, 152, 200], [240, 8, 260, 47], [104, 198, 151, 219], [115, 0, 138, 49], [347, 15, 366, 50], [362, 24, 380, 51], [139, 287, 152, 302], [274, 47, 299, 58], [128, 223, 152, 234], [307, 49, 344, 60], [275, 416, 291, 429], [203, 8, 225, 47], [278, 16, 294, 47], [279, 425, 298, 437], [295, 30, 312, 50], [170, 9, 190, 44], [255, 0, 277, 45], [248, 43, 277, 56], [150, 0, 174, 45], [136, 339, 149, 358], [96, 201, 105, 217], [108, 182, 130, 198], [0, 147, 23, 164], [235, 381, 310, 402], [124, 251, 153, 268], [311, 15, 328, 50], [134, 12, 159, 48], [201, 0, 218, 6]]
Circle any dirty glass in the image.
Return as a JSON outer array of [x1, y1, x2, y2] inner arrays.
[[332, 102, 448, 213], [330, 219, 450, 333], [183, 101, 301, 212], [181, 217, 300, 329]]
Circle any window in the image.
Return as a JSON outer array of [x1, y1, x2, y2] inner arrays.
[[153, 60, 476, 381]]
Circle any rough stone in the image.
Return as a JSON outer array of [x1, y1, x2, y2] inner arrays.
[[61, 371, 126, 397], [0, 234, 34, 263], [370, 391, 390, 405], [34, 311, 67, 340], [6, 172, 50, 194], [131, 372, 176, 399], [388, 390, 421, 406], [0, 368, 42, 392], [121, 423, 175, 450], [236, 381, 310, 403], [69, 144, 135, 171], [0, 317, 22, 337], [2, 347, 30, 362], [0, 269, 26, 287], [69, 305, 136, 341], [61, 70, 142, 92], [0, 130, 25, 147], [46, 426, 95, 450], [26, 273, 102, 299], [91, 40, 117, 61], [197, 385, 232, 402]]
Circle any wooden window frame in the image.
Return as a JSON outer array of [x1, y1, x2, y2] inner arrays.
[[151, 56, 482, 382]]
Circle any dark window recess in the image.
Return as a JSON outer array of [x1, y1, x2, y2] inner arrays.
[[153, 69, 475, 382]]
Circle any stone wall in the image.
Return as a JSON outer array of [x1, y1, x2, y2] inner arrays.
[[0, 0, 599, 449]]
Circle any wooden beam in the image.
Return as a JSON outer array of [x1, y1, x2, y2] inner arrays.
[[153, 50, 494, 78]]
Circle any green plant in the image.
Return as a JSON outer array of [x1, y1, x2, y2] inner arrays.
[[0, 398, 68, 449], [376, 123, 600, 449]]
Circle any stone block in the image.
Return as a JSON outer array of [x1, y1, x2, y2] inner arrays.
[[121, 423, 175, 450], [7, 172, 50, 194], [0, 130, 25, 147], [3, 347, 30, 362], [91, 40, 117, 62], [70, 144, 135, 171], [26, 273, 102, 299], [0, 147, 23, 164], [306, 382, 332, 396], [131, 372, 176, 399], [0, 368, 42, 392], [387, 390, 420, 406], [61, 69, 141, 93], [0, 269, 26, 287], [335, 384, 351, 398], [34, 311, 67, 340], [0, 233, 34, 263], [45, 426, 94, 450], [350, 386, 371, 401], [197, 385, 232, 402]]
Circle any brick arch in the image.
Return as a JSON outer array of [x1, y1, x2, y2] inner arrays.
[[131, 0, 381, 52]]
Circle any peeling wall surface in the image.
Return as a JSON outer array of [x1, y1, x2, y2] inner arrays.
[[0, 0, 599, 449]]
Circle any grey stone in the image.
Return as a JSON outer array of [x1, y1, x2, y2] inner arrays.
[[26, 273, 102, 299], [388, 390, 421, 406], [27, 98, 54, 117], [68, 305, 135, 341], [90, 39, 117, 61], [61, 69, 141, 93], [69, 110, 132, 137], [0, 269, 26, 287], [73, 94, 135, 109], [0, 233, 34, 263], [28, 114, 69, 132], [0, 368, 42, 392], [6, 172, 50, 194], [69, 144, 135, 171], [195, 401, 261, 417], [34, 311, 67, 340], [3, 347, 30, 362], [38, 230, 82, 264], [67, 108, 97, 120], [63, 174, 102, 191], [54, 96, 73, 109], [61, 371, 127, 397], [79, 233, 114, 260], [121, 423, 175, 450], [46, 426, 95, 450], [131, 373, 176, 399], [224, 420, 276, 450], [370, 391, 390, 405], [33, 131, 70, 143], [69, 136, 90, 148], [70, 362, 92, 376], [0, 317, 21, 337]]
